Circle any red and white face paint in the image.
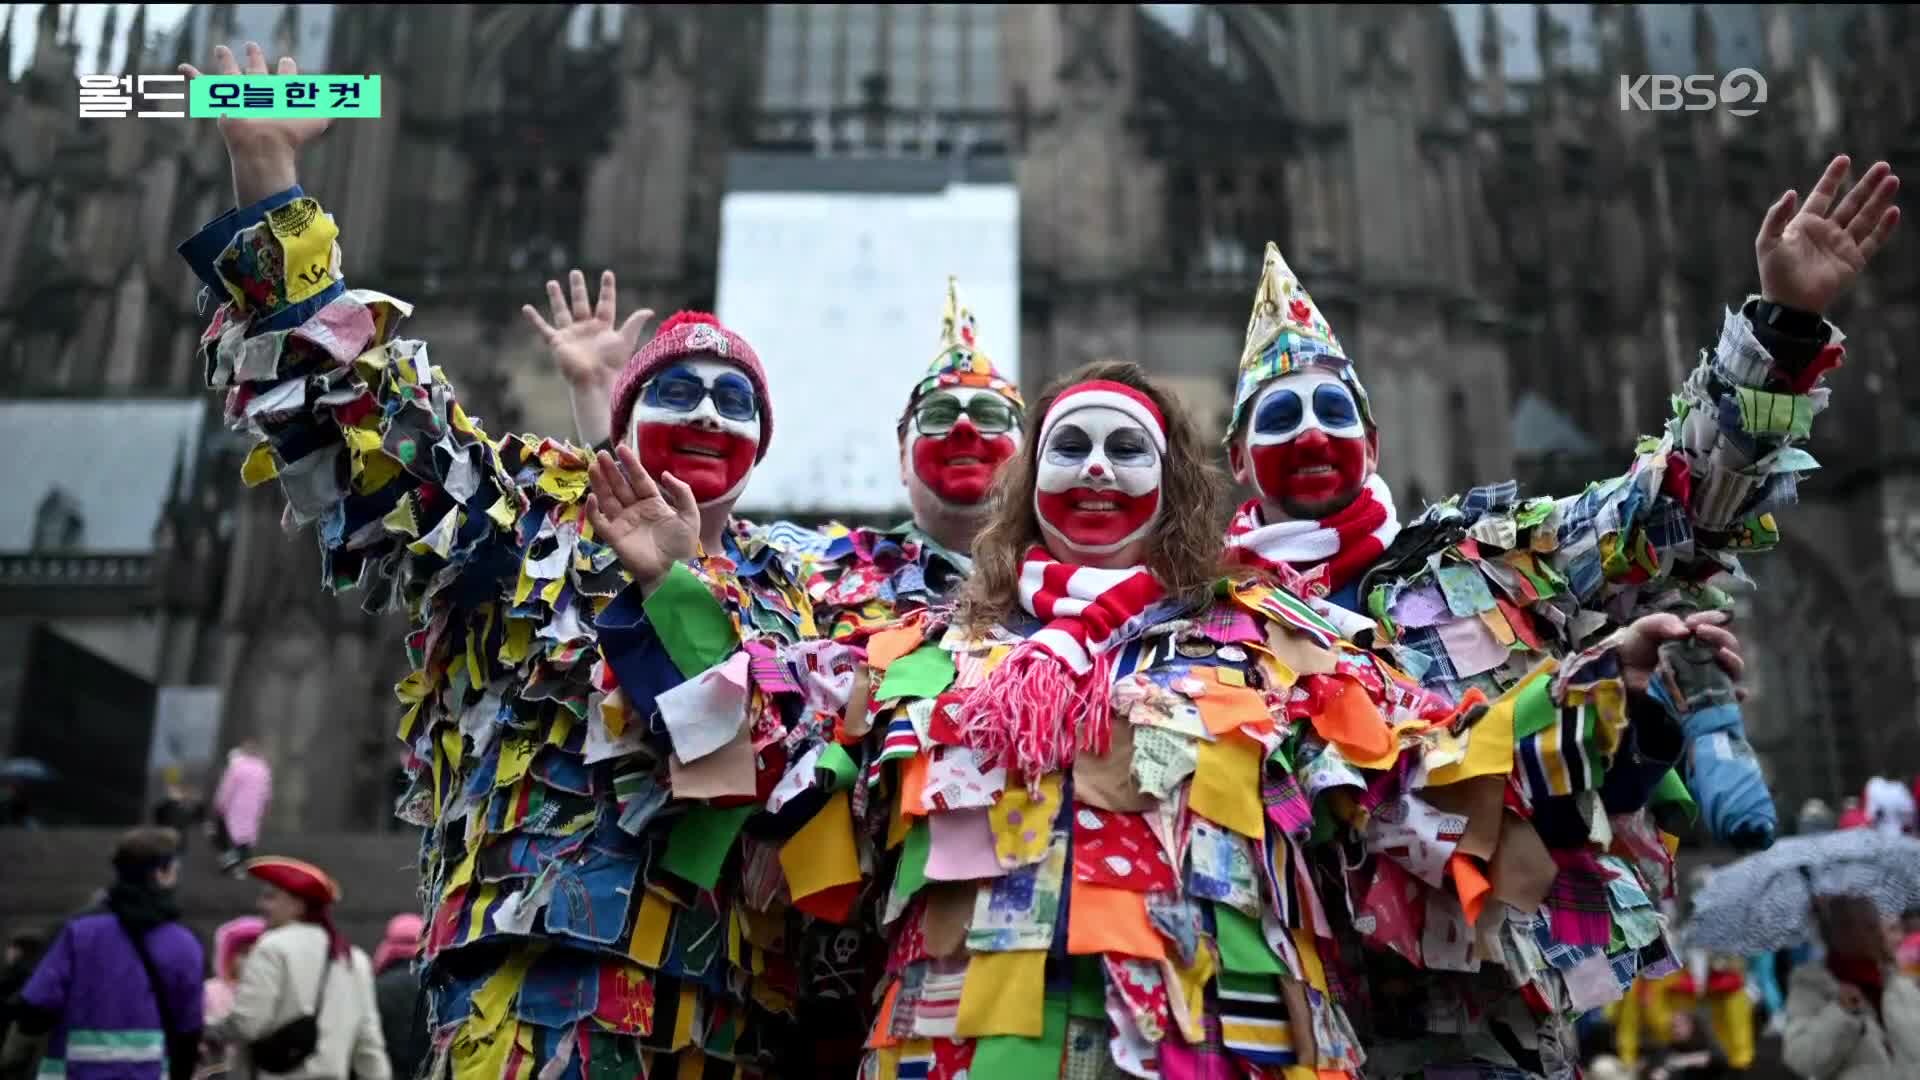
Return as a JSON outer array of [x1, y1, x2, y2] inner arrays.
[[624, 358, 760, 507], [1033, 385, 1166, 559], [907, 388, 1021, 508], [1243, 370, 1370, 518]]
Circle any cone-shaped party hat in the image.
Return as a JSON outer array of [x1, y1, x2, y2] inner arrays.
[[1228, 242, 1371, 439], [904, 276, 1024, 420]]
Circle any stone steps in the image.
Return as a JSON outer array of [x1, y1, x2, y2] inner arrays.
[[0, 827, 425, 957]]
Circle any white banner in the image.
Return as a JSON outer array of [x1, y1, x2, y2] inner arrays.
[[717, 181, 1020, 516]]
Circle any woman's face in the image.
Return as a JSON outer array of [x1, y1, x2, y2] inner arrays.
[[1033, 403, 1162, 567], [257, 885, 304, 930]]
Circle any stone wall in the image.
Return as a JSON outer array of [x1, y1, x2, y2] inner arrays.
[[0, 827, 424, 965]]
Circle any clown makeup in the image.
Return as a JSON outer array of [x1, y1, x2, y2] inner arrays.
[[907, 387, 1021, 507], [1244, 370, 1370, 516], [1033, 405, 1163, 556], [625, 358, 760, 507]]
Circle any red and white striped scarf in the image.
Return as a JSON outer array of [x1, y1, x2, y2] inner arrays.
[[1224, 473, 1400, 599], [956, 545, 1165, 780]]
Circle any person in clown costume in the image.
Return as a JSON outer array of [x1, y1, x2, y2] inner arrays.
[[171, 42, 918, 1079], [530, 270, 1024, 632], [1215, 156, 1899, 1078], [806, 276, 1027, 637], [530, 273, 1027, 1071], [679, 357, 1696, 1080]]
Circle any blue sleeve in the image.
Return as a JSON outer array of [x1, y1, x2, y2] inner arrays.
[[174, 184, 344, 334], [594, 585, 692, 725], [176, 185, 307, 292]]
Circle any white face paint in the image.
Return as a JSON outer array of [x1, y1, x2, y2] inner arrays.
[[1245, 370, 1367, 447], [1032, 404, 1164, 557], [625, 358, 761, 444], [624, 357, 761, 508]]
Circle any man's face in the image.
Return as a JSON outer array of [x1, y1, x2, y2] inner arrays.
[[900, 387, 1021, 509], [1230, 370, 1374, 519], [625, 357, 760, 506], [1034, 404, 1162, 564]]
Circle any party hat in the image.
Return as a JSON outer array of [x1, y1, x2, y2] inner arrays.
[[1227, 242, 1371, 440], [903, 276, 1024, 422]]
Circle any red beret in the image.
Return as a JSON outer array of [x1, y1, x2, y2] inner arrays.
[[245, 856, 342, 907]]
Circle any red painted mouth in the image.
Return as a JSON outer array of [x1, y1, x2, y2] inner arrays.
[[912, 429, 1016, 504], [1252, 437, 1367, 511], [636, 422, 755, 503], [1035, 486, 1160, 547]]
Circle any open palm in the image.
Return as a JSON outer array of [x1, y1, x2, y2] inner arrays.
[[586, 445, 701, 589], [179, 42, 329, 158], [522, 269, 653, 393], [1757, 155, 1901, 314]]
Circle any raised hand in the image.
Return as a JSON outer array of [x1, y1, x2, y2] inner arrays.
[[1757, 155, 1902, 315], [522, 269, 653, 394], [180, 42, 329, 205], [585, 444, 701, 591]]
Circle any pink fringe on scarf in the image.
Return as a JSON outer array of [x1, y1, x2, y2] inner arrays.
[[956, 646, 1113, 786]]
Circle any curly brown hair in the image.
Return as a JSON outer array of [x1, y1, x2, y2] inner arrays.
[[956, 361, 1228, 632]]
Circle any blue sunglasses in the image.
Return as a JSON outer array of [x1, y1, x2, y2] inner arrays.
[[641, 370, 758, 423]]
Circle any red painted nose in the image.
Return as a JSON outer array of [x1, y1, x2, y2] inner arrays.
[[1294, 428, 1330, 451], [1088, 463, 1106, 478]]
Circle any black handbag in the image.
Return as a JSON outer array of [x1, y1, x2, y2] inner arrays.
[[249, 942, 332, 1074]]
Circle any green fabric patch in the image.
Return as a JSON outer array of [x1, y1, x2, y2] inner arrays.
[[1215, 904, 1287, 975], [875, 644, 957, 701], [660, 804, 754, 890], [1511, 671, 1559, 739], [643, 562, 740, 676], [970, 991, 1069, 1076]]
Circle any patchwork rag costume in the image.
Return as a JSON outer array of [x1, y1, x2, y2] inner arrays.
[[851, 553, 1638, 1080], [1221, 243, 1836, 1077], [180, 189, 870, 1079], [807, 277, 1025, 639], [846, 375, 1645, 1079]]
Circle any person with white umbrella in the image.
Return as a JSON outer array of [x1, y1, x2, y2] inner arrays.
[[1782, 893, 1920, 1079]]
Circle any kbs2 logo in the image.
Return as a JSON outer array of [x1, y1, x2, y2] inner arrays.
[[1619, 68, 1767, 118]]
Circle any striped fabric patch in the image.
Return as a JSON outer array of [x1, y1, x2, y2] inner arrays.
[[1260, 831, 1302, 930], [895, 1039, 934, 1080], [1517, 702, 1604, 799], [879, 711, 921, 763], [1232, 582, 1341, 649], [1216, 973, 1298, 1065]]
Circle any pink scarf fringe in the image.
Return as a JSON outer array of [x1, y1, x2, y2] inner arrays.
[[957, 646, 1113, 785]]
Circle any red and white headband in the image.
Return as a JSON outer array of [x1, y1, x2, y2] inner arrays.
[[1038, 380, 1168, 453]]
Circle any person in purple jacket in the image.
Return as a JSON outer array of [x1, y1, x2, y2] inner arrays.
[[0, 828, 204, 1080]]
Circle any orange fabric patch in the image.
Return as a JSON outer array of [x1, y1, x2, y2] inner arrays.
[[1067, 882, 1166, 960]]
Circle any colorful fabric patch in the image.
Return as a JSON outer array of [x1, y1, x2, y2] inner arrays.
[[988, 773, 1064, 868], [1186, 819, 1261, 917], [967, 827, 1068, 953], [1071, 805, 1176, 891]]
